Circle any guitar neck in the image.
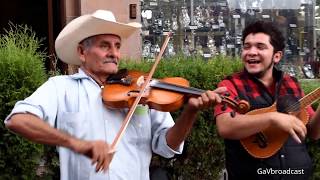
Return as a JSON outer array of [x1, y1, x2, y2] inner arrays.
[[299, 87, 320, 108], [150, 80, 205, 96]]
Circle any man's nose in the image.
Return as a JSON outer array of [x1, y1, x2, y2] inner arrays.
[[247, 47, 258, 56], [108, 46, 120, 58]]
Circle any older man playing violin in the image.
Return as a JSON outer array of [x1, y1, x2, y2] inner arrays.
[[5, 10, 226, 180]]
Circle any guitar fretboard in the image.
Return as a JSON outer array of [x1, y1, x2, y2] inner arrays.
[[286, 87, 320, 113]]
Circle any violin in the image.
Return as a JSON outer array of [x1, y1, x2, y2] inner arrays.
[[106, 33, 248, 150], [102, 69, 250, 113], [240, 87, 320, 158]]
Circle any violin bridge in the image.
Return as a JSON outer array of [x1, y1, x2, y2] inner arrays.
[[136, 76, 145, 87]]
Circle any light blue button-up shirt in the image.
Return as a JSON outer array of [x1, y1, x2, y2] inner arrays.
[[5, 69, 183, 180]]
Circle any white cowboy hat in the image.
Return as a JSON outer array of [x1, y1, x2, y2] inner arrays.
[[55, 10, 141, 65]]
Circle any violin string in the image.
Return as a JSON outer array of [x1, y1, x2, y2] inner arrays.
[[153, 81, 242, 110], [152, 80, 204, 95]]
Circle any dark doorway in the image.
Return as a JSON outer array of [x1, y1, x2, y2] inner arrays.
[[0, 0, 67, 73]]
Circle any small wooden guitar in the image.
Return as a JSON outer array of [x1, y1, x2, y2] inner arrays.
[[240, 87, 320, 158]]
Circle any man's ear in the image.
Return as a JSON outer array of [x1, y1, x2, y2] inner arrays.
[[77, 45, 86, 63], [273, 51, 283, 64]]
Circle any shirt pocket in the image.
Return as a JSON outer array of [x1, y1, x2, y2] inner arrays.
[[59, 111, 89, 139], [130, 107, 152, 149]]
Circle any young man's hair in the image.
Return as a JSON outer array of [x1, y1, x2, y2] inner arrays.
[[242, 20, 285, 53]]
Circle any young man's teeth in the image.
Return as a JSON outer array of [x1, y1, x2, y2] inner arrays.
[[248, 60, 259, 64]]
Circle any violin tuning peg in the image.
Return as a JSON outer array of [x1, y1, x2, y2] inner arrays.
[[221, 103, 227, 111], [230, 111, 236, 118], [224, 92, 230, 97], [234, 96, 240, 101]]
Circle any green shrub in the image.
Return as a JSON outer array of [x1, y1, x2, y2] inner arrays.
[[299, 79, 320, 109], [121, 57, 320, 179], [120, 55, 243, 179], [0, 24, 47, 179], [3, 30, 319, 179], [300, 79, 320, 180]]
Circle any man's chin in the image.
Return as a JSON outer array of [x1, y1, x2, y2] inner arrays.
[[251, 72, 265, 78], [247, 69, 263, 77], [110, 68, 118, 74], [104, 65, 118, 74], [247, 68, 258, 74]]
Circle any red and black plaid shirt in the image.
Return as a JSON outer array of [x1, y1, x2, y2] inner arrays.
[[214, 68, 314, 118]]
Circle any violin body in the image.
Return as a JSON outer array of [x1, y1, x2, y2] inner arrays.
[[102, 70, 250, 113], [104, 33, 251, 150], [102, 71, 191, 112], [240, 103, 309, 159]]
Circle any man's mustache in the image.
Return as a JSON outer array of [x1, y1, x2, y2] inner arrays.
[[103, 58, 118, 65]]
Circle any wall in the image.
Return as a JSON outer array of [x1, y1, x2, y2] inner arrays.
[[79, 0, 142, 60]]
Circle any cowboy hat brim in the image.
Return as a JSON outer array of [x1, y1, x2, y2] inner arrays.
[[55, 10, 141, 65]]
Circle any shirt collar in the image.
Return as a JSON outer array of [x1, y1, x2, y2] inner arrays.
[[69, 68, 90, 80]]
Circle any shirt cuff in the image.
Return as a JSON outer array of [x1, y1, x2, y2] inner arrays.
[[155, 130, 184, 158], [4, 101, 43, 124]]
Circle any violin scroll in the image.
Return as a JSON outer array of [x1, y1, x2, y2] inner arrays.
[[220, 94, 250, 117], [237, 100, 250, 114]]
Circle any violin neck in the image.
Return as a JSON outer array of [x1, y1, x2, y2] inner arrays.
[[150, 80, 205, 96]]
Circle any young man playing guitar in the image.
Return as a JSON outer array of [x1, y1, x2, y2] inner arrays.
[[214, 20, 320, 180]]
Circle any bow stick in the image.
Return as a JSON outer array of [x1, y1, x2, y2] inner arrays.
[[111, 32, 173, 150]]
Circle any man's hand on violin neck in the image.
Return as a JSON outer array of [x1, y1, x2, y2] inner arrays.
[[188, 87, 227, 111], [70, 138, 115, 172]]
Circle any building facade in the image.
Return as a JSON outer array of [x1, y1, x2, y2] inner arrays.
[[1, 0, 319, 77]]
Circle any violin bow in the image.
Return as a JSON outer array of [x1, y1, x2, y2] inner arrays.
[[111, 32, 173, 150]]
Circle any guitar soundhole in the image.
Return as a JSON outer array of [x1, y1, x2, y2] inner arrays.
[[253, 133, 268, 148]]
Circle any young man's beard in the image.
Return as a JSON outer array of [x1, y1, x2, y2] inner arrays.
[[251, 60, 274, 78]]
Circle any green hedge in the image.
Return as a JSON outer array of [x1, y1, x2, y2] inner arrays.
[[120, 55, 243, 179], [121, 58, 320, 179], [300, 79, 320, 179], [0, 24, 47, 179], [1, 24, 320, 179]]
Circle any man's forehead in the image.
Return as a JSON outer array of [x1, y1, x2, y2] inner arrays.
[[244, 33, 271, 44], [94, 34, 121, 40]]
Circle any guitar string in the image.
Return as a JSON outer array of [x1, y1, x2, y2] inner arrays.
[[283, 89, 320, 113]]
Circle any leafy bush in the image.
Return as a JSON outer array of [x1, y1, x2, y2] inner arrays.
[[300, 79, 320, 109], [120, 55, 243, 179], [300, 79, 320, 179], [0, 24, 47, 179], [121, 57, 320, 179], [2, 29, 319, 179]]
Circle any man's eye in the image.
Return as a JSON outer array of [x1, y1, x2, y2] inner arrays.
[[100, 44, 109, 49], [243, 45, 250, 49], [115, 43, 121, 49], [257, 45, 267, 50]]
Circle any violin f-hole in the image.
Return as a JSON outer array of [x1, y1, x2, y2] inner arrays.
[[127, 89, 150, 98]]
